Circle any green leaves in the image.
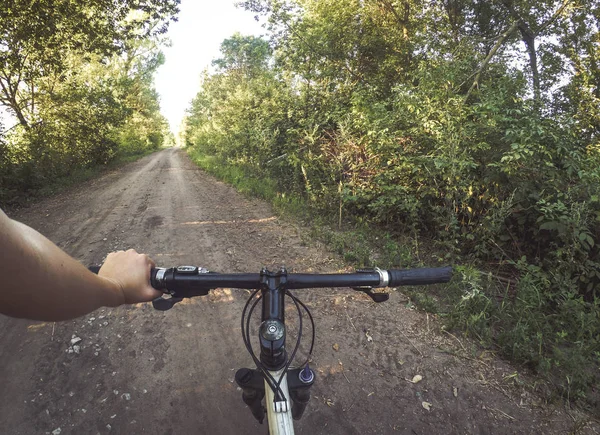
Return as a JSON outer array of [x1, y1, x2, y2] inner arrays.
[[213, 33, 272, 77], [579, 232, 595, 249], [177, 0, 600, 406], [0, 0, 179, 129], [181, 0, 600, 403]]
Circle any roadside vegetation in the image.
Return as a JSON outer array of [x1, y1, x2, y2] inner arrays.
[[0, 1, 180, 206], [184, 1, 600, 409]]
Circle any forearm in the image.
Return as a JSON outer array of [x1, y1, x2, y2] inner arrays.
[[0, 214, 122, 321]]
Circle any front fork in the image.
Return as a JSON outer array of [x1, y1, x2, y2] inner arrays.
[[235, 367, 315, 424]]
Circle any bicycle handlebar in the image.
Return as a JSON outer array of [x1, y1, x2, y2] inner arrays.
[[90, 265, 451, 292], [89, 264, 452, 308], [88, 262, 452, 423]]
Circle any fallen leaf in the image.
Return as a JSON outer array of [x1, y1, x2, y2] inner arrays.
[[333, 343, 339, 351], [422, 401, 432, 411], [326, 399, 334, 407], [411, 375, 423, 384]]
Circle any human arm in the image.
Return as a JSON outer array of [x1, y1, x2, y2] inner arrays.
[[0, 209, 161, 321]]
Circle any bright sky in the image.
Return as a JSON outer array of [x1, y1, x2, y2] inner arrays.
[[154, 0, 266, 135]]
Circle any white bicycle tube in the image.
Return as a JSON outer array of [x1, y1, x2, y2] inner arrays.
[[265, 369, 295, 435]]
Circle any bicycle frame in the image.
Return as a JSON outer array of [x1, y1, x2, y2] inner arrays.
[[265, 368, 294, 434]]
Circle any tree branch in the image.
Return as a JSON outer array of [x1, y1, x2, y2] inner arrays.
[[377, 0, 410, 39], [464, 21, 519, 103], [538, 0, 572, 34], [0, 75, 30, 129]]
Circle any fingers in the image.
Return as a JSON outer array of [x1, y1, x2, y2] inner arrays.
[[127, 250, 155, 269], [100, 249, 159, 305], [146, 254, 156, 269], [147, 287, 163, 300]]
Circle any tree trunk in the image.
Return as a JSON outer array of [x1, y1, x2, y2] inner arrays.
[[518, 23, 541, 106], [378, 0, 410, 40], [0, 78, 30, 129], [500, 1, 543, 109], [13, 106, 30, 130]]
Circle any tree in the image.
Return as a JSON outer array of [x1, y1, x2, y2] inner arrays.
[[498, 0, 574, 107], [550, 0, 600, 140], [0, 0, 179, 129], [212, 33, 272, 77]]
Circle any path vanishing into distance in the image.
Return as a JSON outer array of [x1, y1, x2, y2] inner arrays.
[[1, 148, 598, 434]]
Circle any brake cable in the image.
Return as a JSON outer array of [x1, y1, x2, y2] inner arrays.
[[272, 291, 304, 398], [287, 291, 315, 368], [241, 288, 316, 406], [241, 290, 286, 402]]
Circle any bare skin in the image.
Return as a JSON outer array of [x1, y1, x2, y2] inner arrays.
[[0, 209, 160, 322]]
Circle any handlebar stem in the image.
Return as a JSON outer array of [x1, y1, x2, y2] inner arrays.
[[259, 267, 289, 371]]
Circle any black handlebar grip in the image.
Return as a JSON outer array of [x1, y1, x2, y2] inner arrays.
[[89, 265, 161, 290], [150, 268, 160, 289], [388, 267, 453, 287]]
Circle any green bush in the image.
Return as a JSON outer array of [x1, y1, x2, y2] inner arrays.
[[184, 4, 600, 405]]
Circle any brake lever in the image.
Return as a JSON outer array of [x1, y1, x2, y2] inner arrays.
[[152, 296, 183, 311], [353, 268, 390, 303], [351, 286, 389, 303]]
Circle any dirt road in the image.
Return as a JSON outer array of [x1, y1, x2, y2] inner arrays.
[[1, 148, 597, 434]]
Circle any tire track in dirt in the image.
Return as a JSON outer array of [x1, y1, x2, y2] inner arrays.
[[0, 148, 597, 434]]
